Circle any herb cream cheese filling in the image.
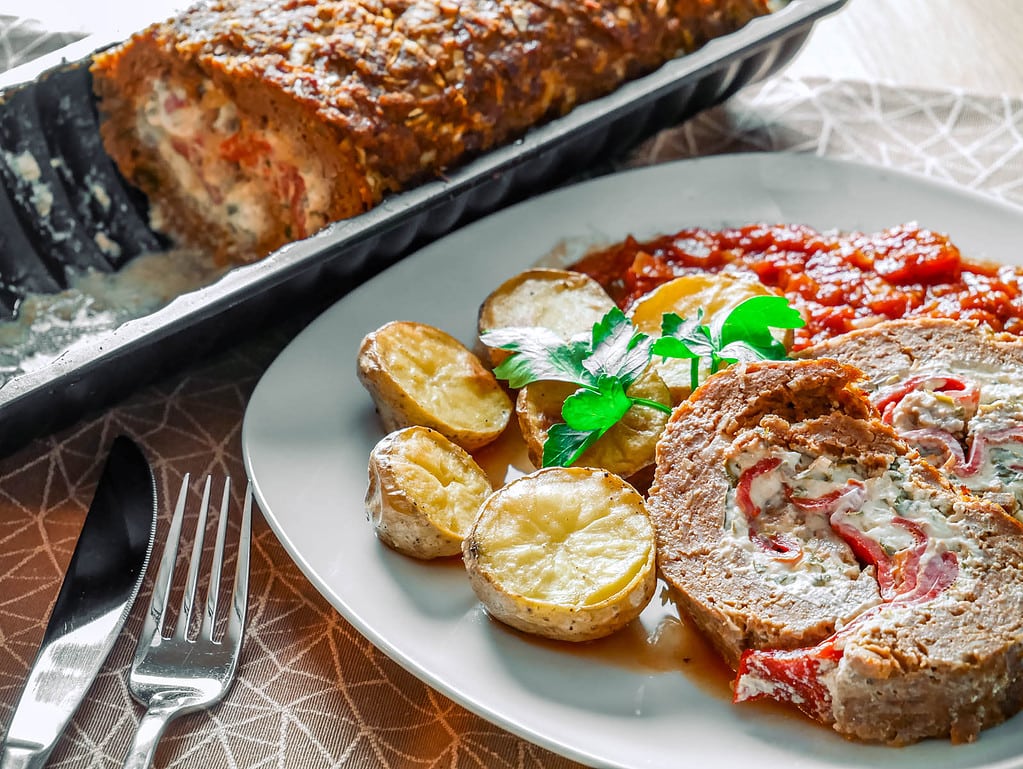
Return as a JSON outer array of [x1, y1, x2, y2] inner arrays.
[[722, 441, 978, 602], [872, 364, 1023, 517]]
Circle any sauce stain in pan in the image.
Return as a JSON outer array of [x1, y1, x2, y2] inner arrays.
[[0, 248, 226, 382]]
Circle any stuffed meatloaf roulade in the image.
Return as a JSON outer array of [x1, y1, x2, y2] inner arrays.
[[646, 359, 1023, 744], [796, 318, 1023, 519], [90, 0, 769, 262]]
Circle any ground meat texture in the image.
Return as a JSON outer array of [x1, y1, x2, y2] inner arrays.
[[647, 360, 883, 669], [797, 318, 1023, 520], [648, 358, 1023, 744]]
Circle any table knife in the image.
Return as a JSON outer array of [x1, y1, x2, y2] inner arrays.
[[0, 436, 157, 769]]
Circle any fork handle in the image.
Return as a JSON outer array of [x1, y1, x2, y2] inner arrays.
[[122, 696, 187, 769]]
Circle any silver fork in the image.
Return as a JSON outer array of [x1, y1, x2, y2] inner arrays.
[[122, 475, 251, 769]]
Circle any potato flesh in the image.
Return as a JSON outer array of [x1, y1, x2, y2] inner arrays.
[[380, 328, 505, 431], [630, 271, 782, 403], [473, 470, 653, 606], [479, 269, 614, 342], [367, 426, 491, 558], [629, 270, 773, 333], [392, 428, 489, 535], [358, 321, 512, 451], [517, 366, 670, 476]]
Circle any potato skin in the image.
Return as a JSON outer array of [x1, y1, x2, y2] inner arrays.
[[477, 268, 615, 364], [358, 321, 512, 451], [463, 466, 656, 642], [366, 426, 492, 559]]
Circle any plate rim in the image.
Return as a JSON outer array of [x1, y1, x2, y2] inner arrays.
[[242, 151, 1023, 769]]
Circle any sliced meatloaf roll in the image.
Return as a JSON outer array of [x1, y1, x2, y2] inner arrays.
[[647, 359, 1023, 744], [797, 318, 1023, 519]]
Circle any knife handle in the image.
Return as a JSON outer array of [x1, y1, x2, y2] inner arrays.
[[0, 741, 50, 769]]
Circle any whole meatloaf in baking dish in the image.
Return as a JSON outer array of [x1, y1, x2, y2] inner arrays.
[[647, 358, 1023, 744], [90, 0, 770, 262]]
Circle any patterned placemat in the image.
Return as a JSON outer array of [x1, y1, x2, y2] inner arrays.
[[631, 77, 1023, 204], [1, 26, 1022, 769]]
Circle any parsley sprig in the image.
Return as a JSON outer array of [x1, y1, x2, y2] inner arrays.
[[482, 308, 671, 467], [652, 295, 805, 391], [481, 295, 805, 468]]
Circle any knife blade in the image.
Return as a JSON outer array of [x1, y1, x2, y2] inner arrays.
[[0, 435, 157, 769]]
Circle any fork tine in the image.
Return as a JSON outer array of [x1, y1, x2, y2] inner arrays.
[[223, 483, 252, 653], [137, 474, 190, 651], [200, 477, 232, 640], [174, 476, 212, 640]]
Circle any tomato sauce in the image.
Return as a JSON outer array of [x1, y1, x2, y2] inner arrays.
[[571, 223, 1023, 350]]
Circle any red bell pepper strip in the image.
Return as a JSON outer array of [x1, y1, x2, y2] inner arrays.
[[903, 425, 1023, 476], [874, 374, 978, 424], [785, 479, 867, 515], [828, 514, 931, 601], [827, 515, 896, 598], [900, 427, 965, 469], [886, 517, 927, 597], [784, 486, 847, 512], [751, 531, 804, 563], [736, 457, 807, 562], [735, 457, 782, 519], [900, 549, 959, 604], [734, 637, 843, 721], [960, 426, 1023, 476], [163, 90, 188, 113]]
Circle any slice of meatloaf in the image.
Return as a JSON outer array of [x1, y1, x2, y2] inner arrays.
[[647, 358, 1023, 744], [648, 360, 883, 669], [797, 318, 1023, 519], [90, 0, 769, 262]]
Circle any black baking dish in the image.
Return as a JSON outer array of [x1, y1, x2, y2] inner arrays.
[[0, 0, 846, 456]]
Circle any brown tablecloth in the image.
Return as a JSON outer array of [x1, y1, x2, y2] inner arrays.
[[2, 29, 1023, 769]]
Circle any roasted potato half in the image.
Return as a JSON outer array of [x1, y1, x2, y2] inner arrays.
[[358, 321, 512, 451], [463, 466, 656, 641], [478, 268, 615, 364], [516, 366, 671, 476], [366, 426, 492, 559]]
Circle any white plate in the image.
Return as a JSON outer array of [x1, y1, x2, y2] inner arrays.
[[242, 153, 1023, 769]]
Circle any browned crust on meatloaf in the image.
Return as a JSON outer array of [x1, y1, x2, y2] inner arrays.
[[648, 357, 1023, 744], [91, 0, 769, 261], [647, 359, 882, 668], [92, 36, 372, 262]]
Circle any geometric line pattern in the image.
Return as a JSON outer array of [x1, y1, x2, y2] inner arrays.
[[0, 14, 82, 73], [0, 326, 587, 769], [630, 77, 1023, 210]]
